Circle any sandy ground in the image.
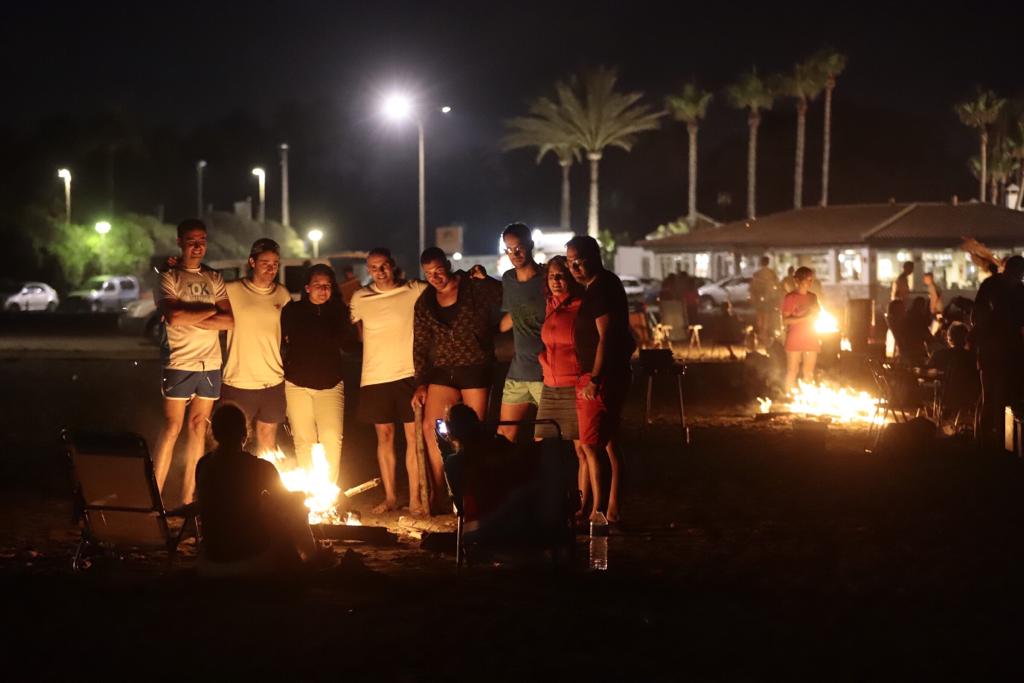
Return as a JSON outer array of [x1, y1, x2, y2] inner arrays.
[[3, 343, 1024, 679]]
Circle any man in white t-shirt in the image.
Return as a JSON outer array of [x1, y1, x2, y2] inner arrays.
[[222, 238, 292, 454], [349, 247, 428, 514], [152, 219, 234, 505]]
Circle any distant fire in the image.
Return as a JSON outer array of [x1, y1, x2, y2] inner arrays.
[[759, 381, 885, 426], [815, 308, 840, 334]]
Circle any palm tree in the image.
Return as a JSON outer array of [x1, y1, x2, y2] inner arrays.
[[666, 83, 713, 227], [502, 98, 582, 229], [988, 140, 1014, 206], [781, 60, 825, 209], [1011, 119, 1024, 211], [810, 48, 847, 206], [955, 88, 1006, 202], [554, 67, 664, 239], [727, 69, 776, 219]]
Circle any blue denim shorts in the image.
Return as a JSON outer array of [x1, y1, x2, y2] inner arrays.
[[162, 368, 222, 400]]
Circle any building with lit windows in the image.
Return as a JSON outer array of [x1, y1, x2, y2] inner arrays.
[[638, 201, 1024, 311]]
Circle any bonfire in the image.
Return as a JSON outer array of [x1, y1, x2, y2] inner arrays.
[[259, 444, 372, 525]]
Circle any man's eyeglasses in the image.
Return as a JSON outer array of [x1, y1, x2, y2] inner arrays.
[[503, 245, 529, 256], [568, 258, 588, 269]]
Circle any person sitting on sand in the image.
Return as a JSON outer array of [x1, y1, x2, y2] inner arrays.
[[195, 404, 319, 573]]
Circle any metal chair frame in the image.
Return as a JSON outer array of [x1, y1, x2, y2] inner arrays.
[[63, 429, 197, 570]]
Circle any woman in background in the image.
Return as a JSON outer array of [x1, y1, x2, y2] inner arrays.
[[781, 266, 821, 393]]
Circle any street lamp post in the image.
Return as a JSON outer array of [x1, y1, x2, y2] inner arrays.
[[251, 167, 266, 223], [57, 169, 71, 224], [279, 144, 290, 227], [196, 160, 207, 217], [308, 228, 323, 259], [381, 94, 451, 258]]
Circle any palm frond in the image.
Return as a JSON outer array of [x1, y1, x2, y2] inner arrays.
[[727, 68, 776, 113], [666, 83, 713, 124]]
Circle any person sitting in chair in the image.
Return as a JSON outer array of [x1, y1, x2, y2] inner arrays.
[[440, 404, 570, 546], [195, 404, 319, 573], [927, 321, 979, 423]]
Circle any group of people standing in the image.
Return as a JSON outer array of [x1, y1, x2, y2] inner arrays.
[[152, 219, 635, 528]]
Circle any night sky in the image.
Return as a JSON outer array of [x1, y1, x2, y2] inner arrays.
[[2, 0, 1019, 263]]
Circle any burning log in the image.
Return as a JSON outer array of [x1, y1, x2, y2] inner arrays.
[[343, 478, 381, 498]]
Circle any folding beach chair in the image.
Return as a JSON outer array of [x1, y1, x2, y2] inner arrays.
[[442, 419, 577, 572], [63, 430, 198, 570]]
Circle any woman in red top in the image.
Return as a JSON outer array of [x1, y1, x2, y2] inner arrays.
[[534, 257, 590, 514], [781, 266, 821, 392]]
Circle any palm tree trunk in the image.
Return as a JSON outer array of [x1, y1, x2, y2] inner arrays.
[[687, 122, 698, 226], [794, 98, 806, 209], [747, 112, 759, 220], [980, 131, 988, 203], [1017, 162, 1024, 211], [559, 161, 571, 229], [990, 176, 998, 207], [587, 152, 601, 238], [820, 80, 834, 207]]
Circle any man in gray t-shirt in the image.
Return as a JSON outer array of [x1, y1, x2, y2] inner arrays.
[[497, 223, 547, 441]]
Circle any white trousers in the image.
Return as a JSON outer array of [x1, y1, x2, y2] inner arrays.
[[285, 380, 344, 485]]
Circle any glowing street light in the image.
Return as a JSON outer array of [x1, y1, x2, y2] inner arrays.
[[57, 169, 72, 224], [251, 167, 266, 223], [379, 94, 453, 258], [94, 221, 111, 235], [308, 228, 323, 258], [95, 220, 111, 272]]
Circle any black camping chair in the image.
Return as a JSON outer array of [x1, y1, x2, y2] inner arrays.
[[63, 430, 198, 570], [440, 419, 577, 572]]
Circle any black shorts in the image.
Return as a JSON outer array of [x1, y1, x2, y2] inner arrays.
[[357, 377, 416, 424], [220, 382, 287, 425], [425, 364, 492, 390]]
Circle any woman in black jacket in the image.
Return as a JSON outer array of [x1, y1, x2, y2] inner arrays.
[[281, 264, 352, 486]]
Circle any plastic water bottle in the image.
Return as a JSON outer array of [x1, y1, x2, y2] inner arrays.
[[589, 511, 609, 571]]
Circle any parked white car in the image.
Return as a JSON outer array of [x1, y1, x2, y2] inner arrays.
[[618, 275, 647, 310], [698, 275, 752, 310], [2, 281, 59, 312], [65, 275, 141, 312]]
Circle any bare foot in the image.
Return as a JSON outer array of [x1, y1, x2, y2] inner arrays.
[[371, 500, 398, 514], [606, 511, 621, 525], [407, 505, 429, 516]]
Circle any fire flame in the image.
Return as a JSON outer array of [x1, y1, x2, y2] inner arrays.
[[840, 337, 853, 352], [759, 381, 885, 425], [815, 308, 840, 334], [259, 444, 342, 524]]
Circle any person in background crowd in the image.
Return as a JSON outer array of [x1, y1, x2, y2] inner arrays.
[[350, 248, 429, 515], [468, 264, 489, 280], [900, 297, 933, 366], [923, 272, 943, 317], [222, 238, 292, 454], [196, 404, 318, 574], [339, 264, 361, 306], [681, 273, 700, 325], [412, 247, 503, 511], [750, 255, 780, 344], [885, 299, 906, 360], [281, 264, 351, 486], [566, 235, 635, 524], [972, 255, 1024, 449], [659, 273, 678, 302], [926, 321, 979, 424], [782, 266, 797, 294], [781, 266, 821, 393], [534, 256, 589, 514], [152, 219, 234, 505], [891, 261, 914, 301], [496, 223, 547, 442]]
